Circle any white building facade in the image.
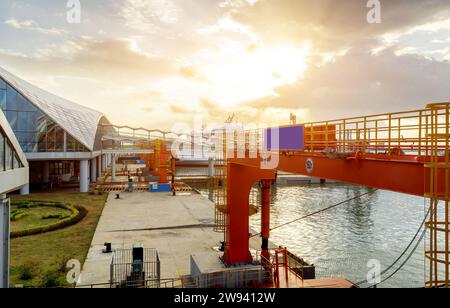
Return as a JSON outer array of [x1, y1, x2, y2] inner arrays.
[[0, 108, 29, 288], [0, 67, 114, 193]]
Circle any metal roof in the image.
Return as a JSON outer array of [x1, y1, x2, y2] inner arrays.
[[0, 66, 104, 151]]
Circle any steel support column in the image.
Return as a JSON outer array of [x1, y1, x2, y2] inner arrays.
[[208, 158, 215, 178], [80, 160, 89, 193], [20, 184, 29, 196], [261, 180, 272, 260], [0, 195, 10, 288], [91, 158, 97, 183], [224, 161, 276, 265], [111, 154, 116, 182]]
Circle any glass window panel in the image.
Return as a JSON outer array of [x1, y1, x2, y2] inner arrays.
[[16, 131, 26, 143], [38, 142, 47, 152], [0, 89, 6, 110], [6, 85, 17, 110], [0, 78, 6, 90], [46, 126, 56, 152], [47, 120, 57, 134], [19, 94, 36, 112], [38, 132, 47, 152], [30, 143, 36, 152], [27, 132, 36, 143], [0, 133, 4, 171], [37, 114, 47, 134], [13, 153, 19, 169], [17, 112, 29, 131], [66, 134, 76, 152], [55, 127, 64, 152], [27, 112, 37, 131], [18, 154, 23, 168], [78, 142, 86, 152], [5, 141, 12, 170], [6, 111, 17, 130], [16, 93, 28, 111]]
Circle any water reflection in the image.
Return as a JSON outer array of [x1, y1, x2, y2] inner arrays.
[[194, 182, 427, 288]]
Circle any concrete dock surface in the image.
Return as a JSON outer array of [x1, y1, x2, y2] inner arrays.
[[78, 192, 270, 286], [78, 191, 353, 288], [78, 192, 222, 285]]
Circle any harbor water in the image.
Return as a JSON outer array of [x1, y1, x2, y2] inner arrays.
[[192, 179, 428, 288]]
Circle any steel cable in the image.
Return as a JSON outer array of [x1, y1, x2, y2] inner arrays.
[[250, 189, 379, 239]]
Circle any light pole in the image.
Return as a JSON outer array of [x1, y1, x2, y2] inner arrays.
[[0, 194, 10, 288]]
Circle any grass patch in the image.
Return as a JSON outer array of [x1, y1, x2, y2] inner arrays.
[[11, 210, 28, 222], [10, 202, 87, 239], [9, 192, 108, 288], [10, 204, 72, 232]]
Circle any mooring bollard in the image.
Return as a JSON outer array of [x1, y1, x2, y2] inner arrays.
[[103, 243, 112, 254]]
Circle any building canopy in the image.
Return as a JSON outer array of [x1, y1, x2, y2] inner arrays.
[[0, 67, 105, 152]]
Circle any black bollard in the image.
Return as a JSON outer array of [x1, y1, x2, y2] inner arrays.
[[103, 242, 112, 254]]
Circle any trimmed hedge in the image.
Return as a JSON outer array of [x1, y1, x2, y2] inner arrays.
[[11, 210, 28, 221], [10, 201, 88, 239]]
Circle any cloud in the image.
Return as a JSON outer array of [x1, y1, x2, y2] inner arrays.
[[170, 103, 196, 114], [4, 18, 66, 36], [197, 16, 256, 41], [121, 0, 180, 31], [0, 37, 175, 81], [179, 66, 205, 80], [243, 48, 450, 120], [231, 0, 450, 52]]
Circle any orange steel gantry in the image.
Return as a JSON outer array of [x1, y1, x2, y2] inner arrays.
[[139, 140, 172, 184], [218, 102, 450, 288]]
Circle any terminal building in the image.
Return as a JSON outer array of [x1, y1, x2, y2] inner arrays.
[[1, 105, 29, 288], [0, 66, 113, 193]]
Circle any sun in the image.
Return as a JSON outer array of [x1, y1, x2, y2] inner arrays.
[[201, 44, 310, 108]]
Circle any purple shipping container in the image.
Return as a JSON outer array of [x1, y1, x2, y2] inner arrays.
[[265, 126, 304, 151]]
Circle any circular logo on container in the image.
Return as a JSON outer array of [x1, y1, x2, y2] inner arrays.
[[306, 158, 314, 173]]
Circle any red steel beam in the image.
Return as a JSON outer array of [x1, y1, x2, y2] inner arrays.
[[224, 162, 276, 265], [224, 153, 445, 266], [277, 153, 428, 196]]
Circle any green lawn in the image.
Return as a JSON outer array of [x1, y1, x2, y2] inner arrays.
[[11, 205, 72, 232], [9, 192, 108, 288]]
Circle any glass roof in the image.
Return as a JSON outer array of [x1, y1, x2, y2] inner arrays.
[[0, 67, 104, 151]]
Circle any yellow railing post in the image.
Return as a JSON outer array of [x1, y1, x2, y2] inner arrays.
[[363, 117, 367, 153], [343, 119, 347, 152], [426, 114, 429, 156], [388, 114, 392, 154], [356, 122, 359, 152], [375, 120, 378, 154], [424, 102, 450, 288], [445, 104, 449, 288], [419, 111, 423, 156]]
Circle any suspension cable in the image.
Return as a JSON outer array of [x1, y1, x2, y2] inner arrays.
[[368, 229, 426, 288], [249, 187, 431, 288], [356, 205, 431, 287], [250, 189, 378, 239]]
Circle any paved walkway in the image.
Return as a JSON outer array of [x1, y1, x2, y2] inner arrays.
[[78, 192, 225, 286], [77, 191, 353, 288]]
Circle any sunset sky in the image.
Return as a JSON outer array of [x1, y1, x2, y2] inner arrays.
[[1, 0, 450, 130]]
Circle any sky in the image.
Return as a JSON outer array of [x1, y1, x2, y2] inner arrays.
[[1, 0, 450, 130]]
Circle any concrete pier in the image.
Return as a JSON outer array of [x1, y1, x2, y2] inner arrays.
[[78, 191, 352, 288], [78, 192, 269, 286], [79, 193, 209, 285]]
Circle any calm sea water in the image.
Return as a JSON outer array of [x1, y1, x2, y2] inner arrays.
[[193, 181, 429, 288]]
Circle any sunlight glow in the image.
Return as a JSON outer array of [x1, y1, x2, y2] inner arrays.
[[203, 45, 310, 107]]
